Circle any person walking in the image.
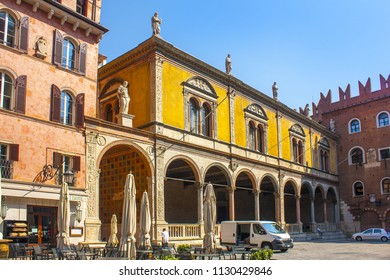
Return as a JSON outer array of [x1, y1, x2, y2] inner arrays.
[[161, 228, 169, 248]]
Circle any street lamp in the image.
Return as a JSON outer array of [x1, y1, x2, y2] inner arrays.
[[75, 201, 82, 223], [63, 170, 74, 185]]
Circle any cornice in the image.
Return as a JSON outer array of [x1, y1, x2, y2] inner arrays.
[[18, 0, 108, 40], [99, 36, 336, 139]]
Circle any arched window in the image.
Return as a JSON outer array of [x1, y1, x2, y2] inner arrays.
[[201, 103, 212, 137], [189, 98, 199, 134], [248, 121, 256, 150], [298, 140, 304, 164], [377, 112, 389, 127], [382, 178, 390, 194], [257, 124, 264, 152], [62, 39, 76, 70], [350, 147, 364, 164], [349, 119, 361, 134], [353, 181, 364, 197], [0, 71, 13, 110], [292, 138, 298, 162], [105, 104, 113, 122], [320, 150, 329, 172], [60, 91, 73, 125], [0, 11, 16, 47]]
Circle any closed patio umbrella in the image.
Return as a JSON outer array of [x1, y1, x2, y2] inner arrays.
[[203, 183, 216, 253], [139, 191, 151, 249], [118, 173, 137, 259], [107, 214, 119, 247], [57, 181, 70, 250]]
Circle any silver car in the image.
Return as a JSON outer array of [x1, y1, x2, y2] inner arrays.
[[352, 228, 389, 242]]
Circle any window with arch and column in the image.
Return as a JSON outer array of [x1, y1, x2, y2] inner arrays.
[[50, 84, 84, 127], [53, 30, 87, 75], [377, 111, 389, 128], [318, 137, 330, 172], [183, 76, 218, 138], [0, 70, 26, 113], [289, 124, 306, 164], [244, 104, 268, 153], [0, 9, 29, 51]]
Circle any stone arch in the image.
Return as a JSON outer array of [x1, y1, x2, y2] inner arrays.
[[97, 140, 153, 242], [259, 174, 278, 221], [204, 163, 232, 223], [164, 156, 201, 224], [300, 181, 313, 232], [284, 179, 298, 224], [314, 184, 325, 223], [234, 169, 257, 220], [326, 187, 338, 223]]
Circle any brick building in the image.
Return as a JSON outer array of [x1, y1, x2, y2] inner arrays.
[[0, 0, 107, 245], [312, 74, 390, 234]]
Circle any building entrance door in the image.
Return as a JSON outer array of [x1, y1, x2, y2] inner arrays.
[[27, 206, 57, 245]]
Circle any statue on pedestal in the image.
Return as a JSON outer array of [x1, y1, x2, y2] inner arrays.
[[225, 54, 232, 75], [152, 12, 162, 36], [330, 119, 336, 132], [272, 82, 278, 100], [117, 81, 130, 114]]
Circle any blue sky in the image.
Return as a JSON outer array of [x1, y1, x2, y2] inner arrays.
[[99, 0, 390, 111]]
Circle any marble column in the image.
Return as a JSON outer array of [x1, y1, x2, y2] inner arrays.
[[253, 189, 260, 221], [228, 186, 236, 221], [295, 195, 303, 233]]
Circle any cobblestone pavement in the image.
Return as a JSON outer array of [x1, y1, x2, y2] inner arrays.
[[271, 239, 390, 260]]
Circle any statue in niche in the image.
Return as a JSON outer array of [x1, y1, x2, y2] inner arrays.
[[272, 82, 278, 100], [225, 54, 232, 75], [117, 81, 130, 114], [152, 12, 162, 36], [329, 118, 336, 132]]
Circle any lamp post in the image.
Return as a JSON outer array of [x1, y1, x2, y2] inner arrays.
[[63, 170, 74, 186]]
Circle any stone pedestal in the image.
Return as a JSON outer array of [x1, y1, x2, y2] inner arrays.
[[116, 113, 134, 127]]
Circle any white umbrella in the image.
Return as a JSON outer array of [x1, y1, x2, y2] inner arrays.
[[57, 181, 70, 249], [107, 214, 119, 247], [203, 183, 216, 253], [139, 191, 151, 249], [119, 173, 137, 259]]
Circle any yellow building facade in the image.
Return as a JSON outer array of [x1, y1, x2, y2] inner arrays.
[[86, 36, 339, 244]]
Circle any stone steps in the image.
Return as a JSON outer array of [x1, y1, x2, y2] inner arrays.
[[290, 231, 348, 242]]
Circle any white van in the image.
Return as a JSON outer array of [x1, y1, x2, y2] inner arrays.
[[220, 220, 293, 252]]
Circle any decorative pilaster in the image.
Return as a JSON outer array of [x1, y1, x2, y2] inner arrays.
[[84, 132, 104, 242], [228, 87, 236, 144], [276, 111, 282, 158], [150, 55, 164, 132]]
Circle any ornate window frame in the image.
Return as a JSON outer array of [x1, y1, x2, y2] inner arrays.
[[244, 103, 268, 153], [289, 124, 306, 164], [318, 137, 330, 172], [182, 76, 218, 138], [381, 177, 390, 195]]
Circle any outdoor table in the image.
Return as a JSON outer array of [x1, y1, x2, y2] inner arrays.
[[191, 253, 220, 260], [136, 249, 153, 260], [229, 248, 252, 260]]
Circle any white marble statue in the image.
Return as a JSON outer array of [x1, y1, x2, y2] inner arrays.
[[118, 81, 130, 114]]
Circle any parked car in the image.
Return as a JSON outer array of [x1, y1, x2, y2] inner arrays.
[[352, 228, 389, 242]]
